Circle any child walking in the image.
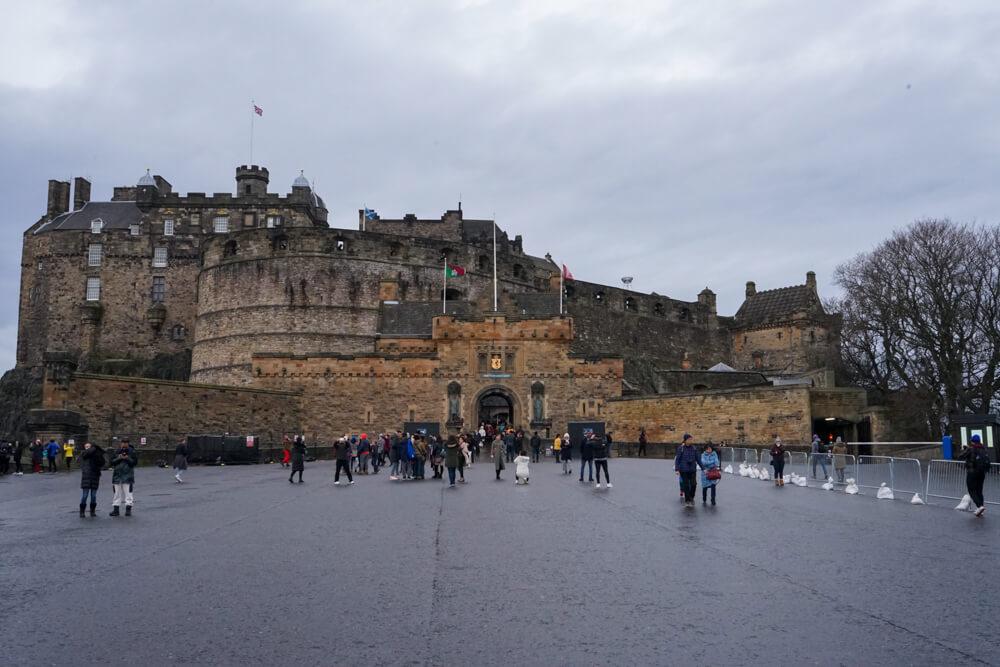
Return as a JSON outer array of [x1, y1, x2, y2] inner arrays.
[[514, 450, 531, 485]]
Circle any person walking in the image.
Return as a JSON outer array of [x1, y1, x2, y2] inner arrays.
[[389, 431, 401, 480], [579, 432, 594, 483], [530, 432, 541, 463], [956, 434, 991, 517], [413, 436, 427, 481], [79, 442, 105, 517], [109, 441, 137, 516], [553, 433, 562, 464], [289, 436, 305, 483], [593, 432, 612, 489], [45, 439, 61, 473], [63, 441, 75, 471], [770, 437, 786, 487], [457, 436, 468, 483], [445, 435, 461, 487], [333, 437, 354, 485], [358, 434, 371, 474], [560, 432, 572, 475], [491, 433, 506, 480], [832, 437, 847, 483], [700, 443, 720, 505], [0, 441, 9, 476], [504, 429, 516, 463], [674, 434, 702, 507], [173, 438, 188, 483], [811, 434, 829, 480], [638, 428, 647, 457]]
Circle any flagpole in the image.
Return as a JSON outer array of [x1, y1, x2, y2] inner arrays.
[[560, 271, 563, 315], [492, 219, 498, 311], [443, 257, 448, 314], [362, 203, 366, 232], [250, 100, 255, 164]]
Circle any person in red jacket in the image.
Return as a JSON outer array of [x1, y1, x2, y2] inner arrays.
[[281, 436, 291, 468]]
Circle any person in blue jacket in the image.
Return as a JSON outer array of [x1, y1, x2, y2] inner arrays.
[[45, 440, 62, 473], [700, 443, 720, 506], [674, 433, 703, 507]]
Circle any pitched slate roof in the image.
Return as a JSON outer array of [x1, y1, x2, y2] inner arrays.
[[34, 201, 141, 234], [734, 284, 822, 326]]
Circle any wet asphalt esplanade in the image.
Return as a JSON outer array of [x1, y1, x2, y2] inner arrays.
[[1, 458, 997, 667]]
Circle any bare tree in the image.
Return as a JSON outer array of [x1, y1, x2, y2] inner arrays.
[[829, 219, 1000, 438]]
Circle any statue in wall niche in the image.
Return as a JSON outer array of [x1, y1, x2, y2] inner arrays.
[[449, 394, 460, 421], [533, 395, 543, 421]]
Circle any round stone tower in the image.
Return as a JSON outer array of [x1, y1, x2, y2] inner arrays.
[[235, 165, 269, 197]]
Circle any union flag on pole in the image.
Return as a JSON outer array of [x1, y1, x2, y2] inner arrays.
[[253, 104, 263, 116], [562, 264, 574, 280]]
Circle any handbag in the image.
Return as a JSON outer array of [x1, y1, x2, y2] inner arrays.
[[706, 467, 721, 480]]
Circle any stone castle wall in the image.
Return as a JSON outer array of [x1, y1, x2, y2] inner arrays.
[[731, 318, 842, 373]]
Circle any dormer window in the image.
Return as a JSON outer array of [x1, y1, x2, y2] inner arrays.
[[90, 218, 103, 234], [129, 224, 140, 236]]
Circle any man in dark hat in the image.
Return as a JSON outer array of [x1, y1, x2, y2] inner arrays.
[[674, 433, 702, 507]]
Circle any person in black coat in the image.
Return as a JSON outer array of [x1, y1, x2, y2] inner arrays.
[[173, 438, 188, 483], [579, 433, 595, 482], [289, 436, 305, 483], [530, 432, 541, 463], [79, 442, 104, 517]]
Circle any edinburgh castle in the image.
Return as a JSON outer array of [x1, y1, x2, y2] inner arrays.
[[16, 165, 889, 449]]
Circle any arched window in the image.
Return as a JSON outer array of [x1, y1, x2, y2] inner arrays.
[[272, 235, 289, 251], [678, 307, 690, 321], [447, 381, 462, 422], [653, 302, 664, 316], [223, 240, 238, 257]]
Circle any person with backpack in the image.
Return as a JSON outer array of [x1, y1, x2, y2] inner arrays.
[[810, 434, 829, 479], [358, 434, 371, 474], [173, 438, 188, 483], [413, 436, 427, 481], [108, 441, 137, 516], [79, 442, 105, 517], [530, 432, 541, 463], [956, 434, 991, 517], [444, 435, 462, 487], [333, 437, 354, 485], [579, 432, 595, 483]]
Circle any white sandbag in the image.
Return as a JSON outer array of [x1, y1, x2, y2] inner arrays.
[[910, 493, 925, 505], [821, 480, 834, 491], [876, 482, 894, 500], [794, 475, 808, 487], [758, 467, 770, 481], [845, 478, 859, 495], [955, 494, 973, 511], [723, 464, 733, 474]]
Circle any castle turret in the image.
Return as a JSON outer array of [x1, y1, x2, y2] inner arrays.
[[136, 169, 158, 209], [236, 164, 269, 197]]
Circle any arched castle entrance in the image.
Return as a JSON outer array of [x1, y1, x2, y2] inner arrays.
[[474, 385, 520, 430]]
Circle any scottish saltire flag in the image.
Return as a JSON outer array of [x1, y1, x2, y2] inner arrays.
[[446, 263, 466, 277], [364, 208, 377, 220], [253, 104, 263, 116]]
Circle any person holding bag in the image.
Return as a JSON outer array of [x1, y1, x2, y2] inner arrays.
[[770, 437, 786, 487], [701, 443, 721, 505]]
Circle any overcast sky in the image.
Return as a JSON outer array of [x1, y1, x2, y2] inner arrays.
[[1, 0, 998, 372]]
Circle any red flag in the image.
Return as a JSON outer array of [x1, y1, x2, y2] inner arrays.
[[253, 104, 263, 116], [562, 264, 574, 280], [446, 263, 465, 277]]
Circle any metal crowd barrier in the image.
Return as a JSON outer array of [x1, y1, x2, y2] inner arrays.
[[925, 460, 1000, 506], [827, 454, 856, 485], [889, 457, 923, 497], [856, 455, 894, 493], [719, 448, 757, 468]]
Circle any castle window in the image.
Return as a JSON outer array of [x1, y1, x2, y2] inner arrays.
[[624, 297, 635, 311], [213, 215, 229, 233], [129, 224, 140, 236], [594, 292, 604, 303], [810, 330, 815, 343], [151, 276, 165, 302], [336, 239, 346, 251], [244, 213, 255, 228], [163, 219, 175, 236], [86, 277, 100, 301], [191, 213, 200, 226], [678, 307, 690, 321], [777, 331, 782, 340], [266, 215, 282, 228], [513, 263, 523, 278], [478, 255, 488, 271], [153, 247, 167, 268], [90, 218, 103, 234], [244, 184, 252, 195], [224, 240, 238, 257], [653, 303, 664, 316], [170, 324, 186, 341], [564, 285, 575, 300], [87, 244, 102, 267], [273, 236, 288, 251]]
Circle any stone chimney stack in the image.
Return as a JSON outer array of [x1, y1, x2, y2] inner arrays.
[[47, 180, 70, 219], [745, 281, 756, 298], [806, 271, 817, 292], [73, 177, 91, 211]]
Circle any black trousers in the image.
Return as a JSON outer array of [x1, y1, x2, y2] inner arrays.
[[595, 460, 610, 483], [680, 471, 697, 501], [335, 460, 353, 482], [772, 460, 785, 479], [702, 484, 716, 503], [967, 471, 986, 508], [638, 443, 646, 456], [48, 457, 57, 472]]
